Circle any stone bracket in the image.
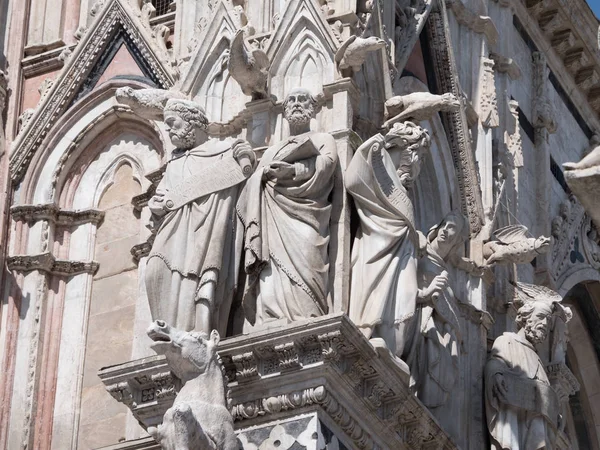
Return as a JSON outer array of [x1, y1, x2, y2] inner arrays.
[[10, 203, 104, 226], [7, 253, 99, 276], [99, 314, 460, 449]]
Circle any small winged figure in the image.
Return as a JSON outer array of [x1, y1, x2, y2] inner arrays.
[[483, 225, 551, 266], [227, 29, 270, 100], [335, 35, 386, 75], [384, 92, 460, 128]]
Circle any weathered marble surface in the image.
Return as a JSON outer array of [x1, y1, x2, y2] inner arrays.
[[99, 314, 459, 450]]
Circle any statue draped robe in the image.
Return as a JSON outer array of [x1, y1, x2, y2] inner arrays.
[[408, 243, 461, 437], [345, 134, 419, 357], [146, 139, 244, 334], [485, 332, 559, 450], [238, 133, 337, 327]]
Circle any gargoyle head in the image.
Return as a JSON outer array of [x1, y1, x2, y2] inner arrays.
[[147, 320, 220, 382], [534, 236, 552, 254], [438, 93, 461, 112], [114, 87, 136, 107]]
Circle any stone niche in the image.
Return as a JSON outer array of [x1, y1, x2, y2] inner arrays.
[[99, 314, 458, 450]]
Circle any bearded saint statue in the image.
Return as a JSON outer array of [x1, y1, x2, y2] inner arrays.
[[146, 98, 255, 334], [237, 88, 338, 328], [485, 283, 570, 450]]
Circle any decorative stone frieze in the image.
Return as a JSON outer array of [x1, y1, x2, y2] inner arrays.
[[99, 314, 460, 449], [477, 57, 500, 128], [426, 2, 485, 237], [7, 253, 99, 276]]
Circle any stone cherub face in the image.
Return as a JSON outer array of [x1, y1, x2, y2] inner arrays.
[[283, 88, 316, 128], [517, 301, 553, 345], [163, 99, 208, 150]]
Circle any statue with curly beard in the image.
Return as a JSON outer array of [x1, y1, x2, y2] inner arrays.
[[237, 88, 338, 329], [485, 283, 569, 450], [146, 98, 255, 335]]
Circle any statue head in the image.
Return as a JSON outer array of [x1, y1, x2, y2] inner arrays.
[[147, 320, 219, 382], [384, 121, 431, 188], [163, 99, 208, 149], [428, 211, 469, 259], [512, 282, 570, 346], [283, 88, 317, 130], [515, 301, 554, 345]]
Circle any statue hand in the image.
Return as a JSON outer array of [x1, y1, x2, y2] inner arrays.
[[420, 272, 449, 301], [263, 161, 296, 182], [492, 373, 509, 402], [149, 188, 168, 217]]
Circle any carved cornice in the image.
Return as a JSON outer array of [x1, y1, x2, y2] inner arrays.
[[99, 314, 459, 449], [10, 204, 104, 226], [21, 44, 77, 78], [445, 0, 499, 45], [9, 0, 176, 184], [7, 253, 99, 276], [519, 0, 600, 120]]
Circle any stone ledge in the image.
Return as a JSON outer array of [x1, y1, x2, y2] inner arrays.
[[99, 314, 460, 449]]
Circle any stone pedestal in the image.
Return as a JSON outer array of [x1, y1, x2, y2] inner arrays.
[[99, 314, 459, 450]]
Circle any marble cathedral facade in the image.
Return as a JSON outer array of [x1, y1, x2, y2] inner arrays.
[[0, 0, 600, 449]]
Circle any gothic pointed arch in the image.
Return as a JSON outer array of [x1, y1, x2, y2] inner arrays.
[[9, 0, 175, 185], [266, 0, 339, 99]]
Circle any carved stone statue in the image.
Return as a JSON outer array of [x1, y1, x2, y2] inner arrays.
[[483, 225, 551, 266], [485, 283, 567, 450], [383, 91, 461, 128], [407, 212, 466, 438], [563, 134, 600, 171], [227, 29, 270, 100], [145, 98, 255, 334], [345, 121, 431, 358], [237, 88, 338, 328], [335, 35, 386, 75], [147, 320, 237, 450]]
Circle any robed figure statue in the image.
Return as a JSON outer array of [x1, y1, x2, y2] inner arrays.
[[345, 121, 431, 358], [237, 88, 338, 328], [146, 99, 255, 334], [485, 283, 570, 450]]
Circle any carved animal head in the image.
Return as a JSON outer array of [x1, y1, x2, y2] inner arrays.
[[147, 320, 220, 382], [114, 87, 137, 107], [360, 36, 386, 51], [438, 93, 461, 111], [534, 236, 552, 254]]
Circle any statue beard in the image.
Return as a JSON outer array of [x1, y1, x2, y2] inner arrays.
[[285, 106, 313, 128], [169, 125, 197, 149], [524, 320, 548, 345]]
